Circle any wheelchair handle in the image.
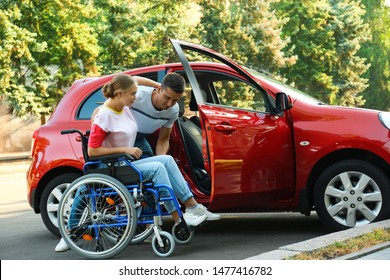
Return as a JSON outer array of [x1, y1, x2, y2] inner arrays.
[[61, 129, 90, 162], [61, 129, 84, 136]]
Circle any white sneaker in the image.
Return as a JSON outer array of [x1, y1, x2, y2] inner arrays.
[[55, 238, 70, 252], [183, 212, 207, 227], [186, 204, 221, 221]]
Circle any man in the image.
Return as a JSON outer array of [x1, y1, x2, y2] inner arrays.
[[132, 72, 185, 156], [131, 72, 220, 222]]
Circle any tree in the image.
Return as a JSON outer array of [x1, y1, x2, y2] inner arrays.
[[276, 0, 370, 106], [198, 0, 296, 75], [360, 0, 390, 111], [93, 0, 198, 74], [0, 0, 100, 122], [0, 6, 49, 118], [329, 0, 370, 107]]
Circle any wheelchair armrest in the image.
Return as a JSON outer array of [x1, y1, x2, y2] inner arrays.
[[88, 153, 135, 163]]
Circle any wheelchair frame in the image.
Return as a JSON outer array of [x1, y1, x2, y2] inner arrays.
[[57, 129, 193, 259]]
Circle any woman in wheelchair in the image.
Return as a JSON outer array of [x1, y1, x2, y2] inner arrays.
[[56, 73, 219, 252]]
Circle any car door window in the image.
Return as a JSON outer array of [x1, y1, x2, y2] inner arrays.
[[213, 79, 267, 112], [77, 72, 160, 120], [77, 88, 105, 120]]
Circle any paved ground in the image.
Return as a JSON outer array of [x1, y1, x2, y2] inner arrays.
[[0, 152, 31, 175], [1, 151, 390, 260]]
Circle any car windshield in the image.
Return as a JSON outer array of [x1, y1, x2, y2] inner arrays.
[[245, 67, 326, 105]]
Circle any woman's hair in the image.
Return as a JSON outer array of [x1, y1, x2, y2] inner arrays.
[[102, 74, 137, 98]]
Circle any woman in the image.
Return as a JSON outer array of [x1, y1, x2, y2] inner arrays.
[[55, 73, 219, 252]]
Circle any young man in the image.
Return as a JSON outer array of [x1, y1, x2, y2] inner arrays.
[[131, 72, 185, 156], [90, 72, 220, 221], [132, 72, 220, 221]]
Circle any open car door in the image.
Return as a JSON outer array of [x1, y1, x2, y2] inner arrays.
[[170, 39, 296, 211]]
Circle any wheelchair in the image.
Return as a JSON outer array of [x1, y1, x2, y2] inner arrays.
[[57, 129, 194, 259]]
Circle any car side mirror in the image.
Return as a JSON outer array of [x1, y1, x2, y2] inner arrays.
[[275, 92, 292, 114]]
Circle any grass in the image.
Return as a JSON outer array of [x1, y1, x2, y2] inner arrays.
[[287, 228, 390, 260]]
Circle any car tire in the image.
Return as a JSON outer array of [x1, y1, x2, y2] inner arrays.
[[40, 173, 81, 237], [314, 159, 390, 231]]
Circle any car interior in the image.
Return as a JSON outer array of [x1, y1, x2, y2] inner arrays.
[[177, 88, 212, 195]]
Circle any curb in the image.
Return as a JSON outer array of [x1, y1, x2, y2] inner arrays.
[[335, 240, 390, 260], [0, 153, 31, 174], [245, 219, 390, 260], [0, 162, 31, 174]]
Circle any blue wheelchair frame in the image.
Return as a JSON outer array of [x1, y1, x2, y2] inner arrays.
[[58, 129, 191, 259]]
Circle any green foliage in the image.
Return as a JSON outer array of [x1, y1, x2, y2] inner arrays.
[[276, 0, 370, 106], [198, 0, 296, 74], [1, 0, 389, 118], [0, 6, 47, 116], [94, 0, 197, 74], [329, 0, 370, 107], [0, 0, 100, 118], [360, 0, 390, 111]]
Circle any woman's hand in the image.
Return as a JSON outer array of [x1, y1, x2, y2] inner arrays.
[[126, 147, 143, 159]]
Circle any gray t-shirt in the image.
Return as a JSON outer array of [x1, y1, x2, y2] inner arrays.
[[130, 85, 179, 134]]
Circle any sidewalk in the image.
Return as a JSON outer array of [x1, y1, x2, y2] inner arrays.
[[1, 151, 390, 260], [0, 151, 31, 174]]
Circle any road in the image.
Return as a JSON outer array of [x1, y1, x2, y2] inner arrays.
[[0, 171, 330, 260]]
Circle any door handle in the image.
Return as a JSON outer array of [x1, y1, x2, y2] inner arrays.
[[215, 124, 236, 133]]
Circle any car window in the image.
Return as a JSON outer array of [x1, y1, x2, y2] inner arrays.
[[77, 88, 105, 120], [77, 72, 160, 120], [213, 79, 267, 112]]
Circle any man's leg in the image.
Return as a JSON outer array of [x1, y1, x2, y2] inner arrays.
[[135, 133, 154, 157]]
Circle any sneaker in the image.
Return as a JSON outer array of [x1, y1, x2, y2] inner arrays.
[[186, 204, 221, 221], [55, 238, 70, 252], [182, 212, 207, 227]]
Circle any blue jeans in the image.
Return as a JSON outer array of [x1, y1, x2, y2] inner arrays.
[[135, 133, 154, 157], [68, 185, 87, 229], [133, 155, 193, 214]]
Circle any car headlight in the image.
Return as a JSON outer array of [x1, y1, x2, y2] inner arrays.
[[379, 112, 390, 130]]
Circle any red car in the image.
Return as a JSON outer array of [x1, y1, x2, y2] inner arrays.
[[27, 39, 390, 237]]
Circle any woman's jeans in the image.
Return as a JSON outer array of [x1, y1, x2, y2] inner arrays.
[[68, 155, 192, 229], [133, 155, 193, 214]]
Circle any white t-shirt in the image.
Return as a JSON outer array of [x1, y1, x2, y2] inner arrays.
[[131, 85, 179, 134], [91, 105, 138, 148]]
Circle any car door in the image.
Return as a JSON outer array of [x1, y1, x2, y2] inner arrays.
[[171, 39, 296, 211]]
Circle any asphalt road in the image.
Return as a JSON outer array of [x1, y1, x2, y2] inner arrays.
[[0, 171, 330, 260]]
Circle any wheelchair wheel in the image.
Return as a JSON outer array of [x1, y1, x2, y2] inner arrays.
[[172, 221, 194, 244], [152, 231, 175, 257], [58, 174, 137, 259], [131, 223, 154, 244]]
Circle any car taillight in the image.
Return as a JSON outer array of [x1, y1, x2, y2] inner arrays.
[[31, 129, 39, 157]]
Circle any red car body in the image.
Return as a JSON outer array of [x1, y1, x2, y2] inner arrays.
[[27, 40, 390, 236]]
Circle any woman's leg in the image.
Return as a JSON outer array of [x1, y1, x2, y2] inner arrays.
[[133, 155, 220, 222], [132, 160, 178, 216], [134, 155, 193, 203]]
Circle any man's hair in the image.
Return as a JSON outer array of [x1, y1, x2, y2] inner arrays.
[[161, 73, 185, 94]]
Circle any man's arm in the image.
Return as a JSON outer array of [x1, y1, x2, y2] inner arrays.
[[133, 76, 160, 88], [91, 106, 101, 122], [156, 126, 172, 155]]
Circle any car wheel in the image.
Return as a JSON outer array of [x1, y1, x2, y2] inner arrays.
[[40, 173, 81, 237], [314, 159, 390, 231]]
